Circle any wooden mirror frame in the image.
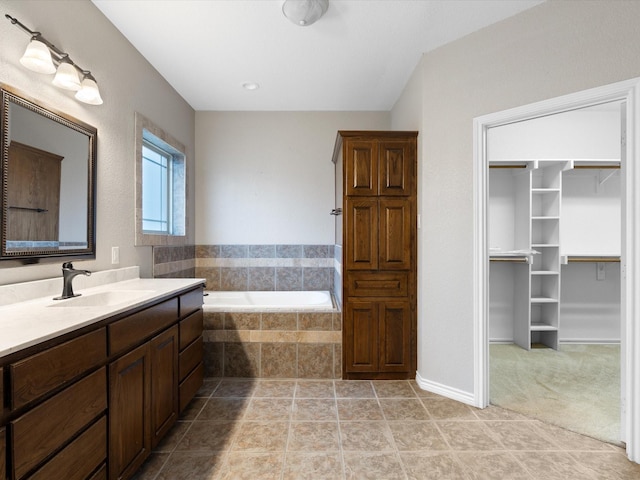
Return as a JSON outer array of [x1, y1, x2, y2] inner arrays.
[[0, 84, 97, 265]]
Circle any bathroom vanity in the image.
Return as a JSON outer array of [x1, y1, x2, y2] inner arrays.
[[0, 276, 204, 480]]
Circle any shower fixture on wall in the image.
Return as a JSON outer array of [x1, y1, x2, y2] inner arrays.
[[5, 14, 103, 105], [282, 0, 329, 27]]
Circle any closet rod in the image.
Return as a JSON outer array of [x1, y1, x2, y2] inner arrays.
[[567, 256, 620, 263], [573, 164, 620, 169], [490, 257, 528, 263], [489, 164, 527, 169]]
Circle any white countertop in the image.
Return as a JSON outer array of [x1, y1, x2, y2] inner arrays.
[[0, 277, 205, 358]]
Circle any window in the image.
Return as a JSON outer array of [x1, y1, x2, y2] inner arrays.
[[135, 113, 186, 246], [142, 141, 171, 234]]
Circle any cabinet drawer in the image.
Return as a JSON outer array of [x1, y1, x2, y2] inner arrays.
[[179, 309, 203, 350], [1, 427, 5, 480], [11, 367, 107, 480], [180, 288, 203, 318], [179, 362, 203, 412], [109, 298, 178, 355], [29, 416, 106, 480], [10, 328, 106, 410], [179, 337, 203, 381], [347, 272, 408, 297]]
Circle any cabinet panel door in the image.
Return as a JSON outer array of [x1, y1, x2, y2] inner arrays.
[[379, 140, 414, 196], [345, 198, 378, 270], [150, 326, 179, 449], [345, 141, 377, 196], [379, 199, 412, 270], [344, 302, 379, 372], [109, 343, 151, 480], [1, 427, 5, 480], [379, 302, 412, 372], [151, 325, 178, 448]]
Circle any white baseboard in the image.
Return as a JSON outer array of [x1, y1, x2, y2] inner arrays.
[[414, 371, 476, 407]]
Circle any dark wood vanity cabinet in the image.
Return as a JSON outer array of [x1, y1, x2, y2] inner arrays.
[[335, 131, 417, 380], [1, 426, 6, 480], [0, 284, 204, 480]]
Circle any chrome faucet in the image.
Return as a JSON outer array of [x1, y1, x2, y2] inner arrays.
[[53, 262, 91, 300]]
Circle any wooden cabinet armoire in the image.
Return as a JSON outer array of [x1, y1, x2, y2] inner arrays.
[[333, 131, 418, 380]]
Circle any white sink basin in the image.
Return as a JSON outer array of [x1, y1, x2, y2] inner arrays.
[[49, 290, 155, 308]]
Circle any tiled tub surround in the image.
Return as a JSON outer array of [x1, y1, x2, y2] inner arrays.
[[203, 306, 342, 379], [153, 245, 196, 278], [334, 243, 342, 306], [195, 245, 334, 291]]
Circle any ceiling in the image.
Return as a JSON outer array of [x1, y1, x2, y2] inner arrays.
[[92, 0, 544, 111]]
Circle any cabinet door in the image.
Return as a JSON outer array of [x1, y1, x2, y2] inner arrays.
[[345, 141, 377, 196], [1, 427, 5, 480], [379, 199, 412, 270], [344, 302, 379, 372], [150, 326, 179, 449], [109, 343, 151, 480], [378, 140, 414, 196], [345, 198, 378, 270], [379, 302, 412, 372]]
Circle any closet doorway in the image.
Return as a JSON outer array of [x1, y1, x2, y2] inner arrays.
[[473, 78, 640, 464], [487, 101, 622, 444]]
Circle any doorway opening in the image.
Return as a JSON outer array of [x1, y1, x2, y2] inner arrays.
[[473, 78, 640, 463], [486, 99, 622, 444]]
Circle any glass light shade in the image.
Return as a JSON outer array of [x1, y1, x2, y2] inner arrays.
[[75, 76, 103, 105], [19, 39, 56, 74], [282, 0, 328, 26], [52, 61, 81, 91]]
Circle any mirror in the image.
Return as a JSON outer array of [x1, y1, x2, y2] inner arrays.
[[1, 84, 96, 265]]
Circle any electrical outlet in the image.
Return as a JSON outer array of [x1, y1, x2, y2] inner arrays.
[[111, 246, 120, 265]]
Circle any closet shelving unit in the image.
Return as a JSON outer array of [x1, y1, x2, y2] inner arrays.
[[490, 159, 573, 350]]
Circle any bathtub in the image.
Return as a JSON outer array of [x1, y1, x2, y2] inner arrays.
[[203, 290, 335, 311]]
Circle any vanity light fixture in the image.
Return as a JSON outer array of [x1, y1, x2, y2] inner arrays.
[[52, 56, 82, 91], [6, 14, 103, 105], [282, 0, 329, 26]]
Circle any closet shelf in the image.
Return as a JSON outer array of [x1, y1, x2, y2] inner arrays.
[[532, 216, 560, 220], [531, 270, 559, 275], [532, 244, 559, 248], [531, 297, 558, 303], [530, 323, 558, 332], [532, 188, 560, 193]]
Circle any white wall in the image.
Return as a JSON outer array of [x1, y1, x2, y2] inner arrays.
[[195, 111, 389, 245], [390, 0, 640, 396], [0, 0, 195, 284], [488, 107, 621, 160]]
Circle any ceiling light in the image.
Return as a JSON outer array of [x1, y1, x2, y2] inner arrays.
[[242, 82, 260, 91], [6, 14, 103, 105], [282, 0, 329, 27], [19, 37, 56, 74], [52, 56, 81, 91]]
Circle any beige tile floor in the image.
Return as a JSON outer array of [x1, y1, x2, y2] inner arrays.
[[133, 378, 640, 480]]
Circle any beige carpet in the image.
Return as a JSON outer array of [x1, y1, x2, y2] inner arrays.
[[490, 343, 621, 445]]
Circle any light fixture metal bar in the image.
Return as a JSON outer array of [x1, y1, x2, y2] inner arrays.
[[5, 14, 92, 76]]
